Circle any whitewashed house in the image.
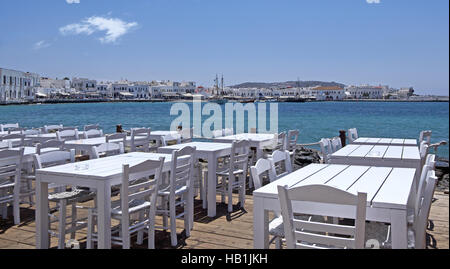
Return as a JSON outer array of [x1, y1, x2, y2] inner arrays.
[[345, 85, 384, 99], [0, 68, 39, 102], [309, 86, 345, 101]]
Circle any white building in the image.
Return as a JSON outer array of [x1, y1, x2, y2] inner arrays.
[[309, 86, 345, 101], [72, 77, 97, 93], [345, 85, 385, 99], [0, 68, 40, 102], [96, 83, 112, 98]]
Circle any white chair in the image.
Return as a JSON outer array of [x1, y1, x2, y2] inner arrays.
[[33, 150, 95, 249], [7, 127, 25, 134], [23, 129, 41, 136], [250, 158, 284, 248], [84, 124, 100, 131], [87, 158, 165, 249], [179, 128, 194, 143], [44, 124, 63, 133], [91, 142, 124, 159], [0, 134, 25, 148], [0, 123, 19, 133], [0, 148, 24, 225], [268, 150, 292, 178], [130, 128, 151, 152], [0, 140, 12, 150], [319, 138, 332, 164], [426, 154, 436, 170], [278, 184, 367, 249], [330, 137, 342, 153], [157, 146, 196, 247], [419, 130, 432, 145], [347, 128, 359, 143], [286, 130, 299, 165], [106, 132, 127, 145], [56, 129, 79, 141], [36, 140, 65, 155], [216, 140, 250, 213], [223, 128, 234, 136], [212, 129, 224, 138], [84, 129, 104, 139], [419, 141, 429, 168]]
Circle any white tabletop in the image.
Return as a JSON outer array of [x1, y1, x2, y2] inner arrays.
[[158, 141, 232, 153], [37, 152, 175, 179], [254, 163, 416, 210], [214, 133, 276, 142], [353, 137, 417, 146], [331, 144, 420, 161]]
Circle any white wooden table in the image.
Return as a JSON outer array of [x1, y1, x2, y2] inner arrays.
[[157, 142, 232, 217], [149, 131, 181, 146], [213, 133, 277, 160], [353, 137, 417, 146], [35, 152, 177, 249], [253, 164, 416, 249], [8, 146, 60, 164]]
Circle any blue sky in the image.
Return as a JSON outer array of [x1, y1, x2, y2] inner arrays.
[[0, 0, 448, 95]]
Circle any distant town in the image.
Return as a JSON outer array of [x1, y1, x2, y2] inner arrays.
[[1, 67, 448, 105]]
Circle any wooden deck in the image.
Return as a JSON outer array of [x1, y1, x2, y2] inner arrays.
[[0, 190, 448, 249]]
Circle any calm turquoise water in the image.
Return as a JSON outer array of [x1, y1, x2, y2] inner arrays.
[[1, 101, 448, 158]]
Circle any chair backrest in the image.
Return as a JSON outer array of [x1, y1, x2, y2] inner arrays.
[[60, 126, 79, 131], [287, 130, 300, 151], [250, 158, 277, 190], [106, 132, 127, 145], [169, 146, 196, 195], [0, 134, 25, 147], [419, 130, 432, 145], [91, 142, 124, 159], [415, 165, 431, 220], [319, 138, 332, 163], [84, 124, 100, 131], [425, 154, 436, 170], [33, 150, 75, 170], [0, 140, 12, 149], [0, 148, 24, 188], [277, 132, 287, 151], [278, 184, 367, 249], [36, 140, 65, 155], [44, 124, 63, 133], [330, 137, 342, 153], [228, 140, 250, 176], [0, 123, 19, 132], [419, 141, 429, 168], [120, 158, 165, 221], [269, 150, 292, 178], [56, 129, 79, 141], [180, 128, 194, 143], [84, 129, 104, 139], [8, 127, 25, 134], [414, 169, 437, 249], [130, 128, 151, 152], [347, 128, 359, 143], [23, 129, 41, 136]]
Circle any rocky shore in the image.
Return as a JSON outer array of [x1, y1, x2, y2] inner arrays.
[[294, 147, 450, 193]]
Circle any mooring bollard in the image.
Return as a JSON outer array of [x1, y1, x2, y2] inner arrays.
[[116, 124, 123, 133], [339, 130, 347, 147]]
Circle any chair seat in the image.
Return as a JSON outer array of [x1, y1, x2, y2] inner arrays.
[[216, 169, 244, 177], [111, 199, 151, 216], [48, 189, 94, 202], [269, 216, 285, 237], [158, 185, 188, 196]]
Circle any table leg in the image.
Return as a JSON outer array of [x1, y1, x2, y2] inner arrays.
[[256, 147, 264, 160], [253, 196, 269, 249], [390, 210, 408, 249], [96, 182, 111, 249], [36, 176, 49, 249], [207, 153, 217, 217]]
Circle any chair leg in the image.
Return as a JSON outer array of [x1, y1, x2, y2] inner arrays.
[[137, 211, 145, 245], [121, 216, 130, 249], [227, 178, 233, 213], [183, 194, 190, 237], [13, 185, 21, 225], [162, 197, 168, 230], [148, 217, 155, 249], [202, 171, 208, 209], [58, 200, 67, 249], [86, 210, 94, 249], [169, 198, 177, 247], [239, 177, 245, 208], [70, 203, 77, 239], [275, 237, 282, 249]]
